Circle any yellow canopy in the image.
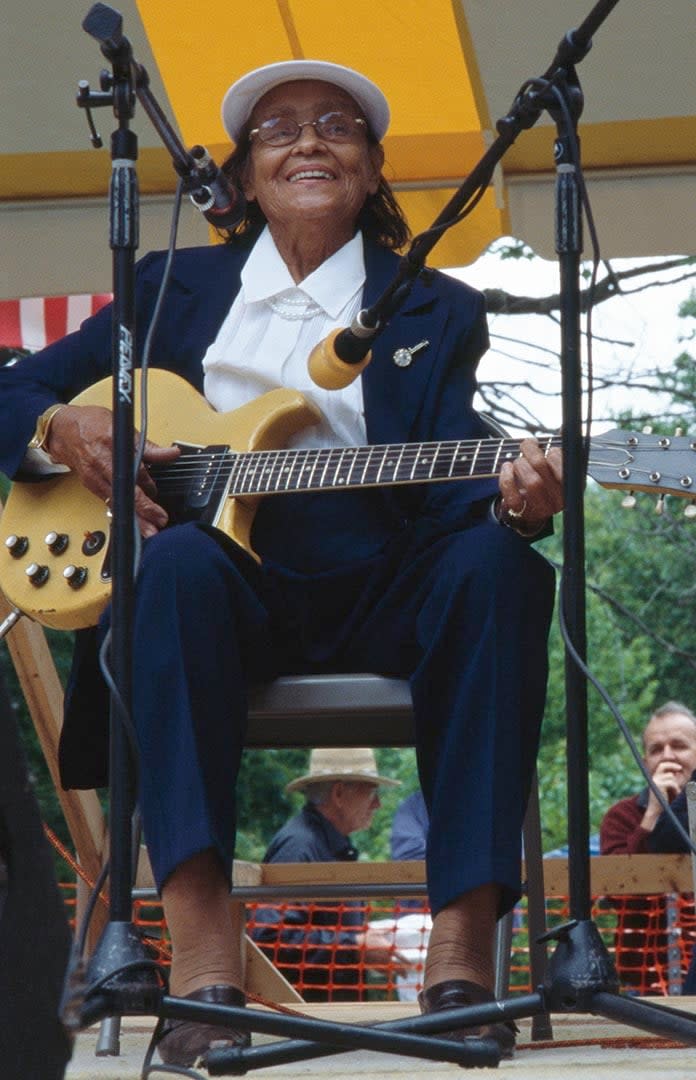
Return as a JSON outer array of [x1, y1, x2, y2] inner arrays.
[[2, 0, 695, 297]]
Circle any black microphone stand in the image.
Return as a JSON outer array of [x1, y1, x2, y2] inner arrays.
[[65, 1, 696, 1072], [63, 3, 162, 1034], [64, 0, 238, 1043]]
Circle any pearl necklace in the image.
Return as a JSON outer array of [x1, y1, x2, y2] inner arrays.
[[267, 290, 322, 321]]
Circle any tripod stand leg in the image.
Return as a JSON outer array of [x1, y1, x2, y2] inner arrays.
[[523, 771, 553, 1040], [544, 917, 619, 1010], [95, 1015, 121, 1056], [494, 909, 513, 999]]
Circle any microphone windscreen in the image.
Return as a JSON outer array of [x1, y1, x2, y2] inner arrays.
[[307, 329, 372, 390]]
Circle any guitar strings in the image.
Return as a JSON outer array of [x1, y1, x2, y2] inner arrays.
[[150, 433, 696, 501], [149, 436, 565, 495], [137, 431, 683, 503]]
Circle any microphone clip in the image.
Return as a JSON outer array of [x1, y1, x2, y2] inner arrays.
[[186, 145, 220, 210]]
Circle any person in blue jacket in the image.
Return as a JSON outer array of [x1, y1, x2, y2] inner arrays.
[[0, 59, 562, 1065], [391, 789, 429, 863]]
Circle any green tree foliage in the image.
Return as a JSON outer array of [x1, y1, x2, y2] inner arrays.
[[536, 288, 696, 850], [534, 493, 660, 852]]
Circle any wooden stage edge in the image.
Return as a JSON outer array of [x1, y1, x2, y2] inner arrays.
[[249, 853, 696, 897]]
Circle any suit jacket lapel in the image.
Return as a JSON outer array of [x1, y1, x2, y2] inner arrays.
[[361, 243, 449, 444], [148, 243, 249, 390]]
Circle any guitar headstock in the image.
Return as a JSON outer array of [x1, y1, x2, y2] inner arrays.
[[589, 429, 696, 513]]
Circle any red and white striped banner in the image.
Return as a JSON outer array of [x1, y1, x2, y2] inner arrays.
[[0, 294, 111, 352]]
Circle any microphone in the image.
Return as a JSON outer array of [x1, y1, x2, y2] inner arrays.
[[307, 310, 379, 390], [188, 145, 246, 230]]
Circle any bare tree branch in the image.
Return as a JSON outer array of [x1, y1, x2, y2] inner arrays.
[[483, 256, 696, 315], [545, 556, 696, 672]]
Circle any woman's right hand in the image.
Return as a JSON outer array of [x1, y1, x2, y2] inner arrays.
[[45, 403, 179, 538]]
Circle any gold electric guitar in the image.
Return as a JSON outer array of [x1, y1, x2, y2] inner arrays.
[[1, 369, 694, 631]]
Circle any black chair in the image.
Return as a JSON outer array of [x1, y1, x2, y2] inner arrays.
[[246, 672, 552, 1039]]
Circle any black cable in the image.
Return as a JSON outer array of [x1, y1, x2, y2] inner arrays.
[[547, 80, 602, 448], [97, 178, 185, 781], [75, 859, 111, 957], [544, 81, 696, 860], [142, 1015, 206, 1079], [63, 184, 188, 1018], [557, 582, 696, 858]]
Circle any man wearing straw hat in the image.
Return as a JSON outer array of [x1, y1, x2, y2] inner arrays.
[[249, 748, 402, 1000]]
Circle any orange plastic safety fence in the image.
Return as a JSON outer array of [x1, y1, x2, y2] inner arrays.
[[53, 885, 696, 999], [246, 899, 427, 1002], [245, 894, 696, 1001]]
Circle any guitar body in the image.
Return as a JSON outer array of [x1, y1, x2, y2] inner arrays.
[[3, 369, 690, 632], [0, 370, 320, 630]]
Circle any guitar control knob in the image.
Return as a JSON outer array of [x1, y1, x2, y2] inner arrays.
[[63, 565, 88, 589], [25, 562, 49, 586], [5, 535, 29, 558], [45, 531, 69, 555], [62, 565, 88, 591], [82, 530, 106, 556]]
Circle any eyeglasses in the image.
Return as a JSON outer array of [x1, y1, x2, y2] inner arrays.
[[249, 112, 368, 148]]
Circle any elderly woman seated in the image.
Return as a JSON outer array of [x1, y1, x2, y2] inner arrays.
[[0, 57, 562, 1067]]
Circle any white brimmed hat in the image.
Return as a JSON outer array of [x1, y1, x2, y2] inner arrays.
[[285, 747, 400, 793], [221, 59, 390, 143]]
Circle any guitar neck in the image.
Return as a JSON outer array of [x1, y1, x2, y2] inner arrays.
[[222, 434, 561, 497]]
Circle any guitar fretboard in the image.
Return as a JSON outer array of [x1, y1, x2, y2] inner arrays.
[[157, 435, 561, 501]]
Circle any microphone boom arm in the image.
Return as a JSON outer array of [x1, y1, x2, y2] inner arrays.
[[355, 0, 621, 351], [79, 3, 226, 210]]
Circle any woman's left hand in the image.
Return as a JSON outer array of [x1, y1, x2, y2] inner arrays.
[[498, 438, 563, 533]]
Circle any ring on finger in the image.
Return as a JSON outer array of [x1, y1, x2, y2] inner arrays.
[[505, 499, 528, 520]]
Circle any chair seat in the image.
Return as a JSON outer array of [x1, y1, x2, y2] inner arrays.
[[247, 673, 414, 748]]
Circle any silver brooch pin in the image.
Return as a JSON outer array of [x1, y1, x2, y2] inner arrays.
[[392, 339, 429, 368]]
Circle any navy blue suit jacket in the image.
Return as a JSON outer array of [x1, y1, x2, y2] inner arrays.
[[0, 235, 499, 787], [0, 237, 495, 507]]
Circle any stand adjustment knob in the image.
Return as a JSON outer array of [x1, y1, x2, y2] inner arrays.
[[63, 565, 88, 589], [5, 534, 29, 558], [45, 531, 70, 555], [25, 563, 49, 586]]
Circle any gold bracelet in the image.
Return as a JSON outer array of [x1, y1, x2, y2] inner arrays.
[[28, 403, 65, 452]]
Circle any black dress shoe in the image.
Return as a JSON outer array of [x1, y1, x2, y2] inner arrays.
[[158, 984, 250, 1067], [418, 979, 517, 1059]]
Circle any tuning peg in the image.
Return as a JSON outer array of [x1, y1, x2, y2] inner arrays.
[[655, 495, 666, 515], [621, 492, 636, 509], [684, 502, 696, 520], [642, 425, 653, 435]]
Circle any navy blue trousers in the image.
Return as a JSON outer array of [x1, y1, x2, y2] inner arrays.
[[127, 509, 555, 918]]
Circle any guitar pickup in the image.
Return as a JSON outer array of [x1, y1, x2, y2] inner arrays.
[[157, 443, 231, 526]]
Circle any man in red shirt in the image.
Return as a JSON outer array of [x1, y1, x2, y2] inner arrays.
[[601, 702, 696, 855], [600, 701, 696, 991]]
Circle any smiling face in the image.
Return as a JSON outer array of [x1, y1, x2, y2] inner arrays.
[[241, 80, 384, 251]]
